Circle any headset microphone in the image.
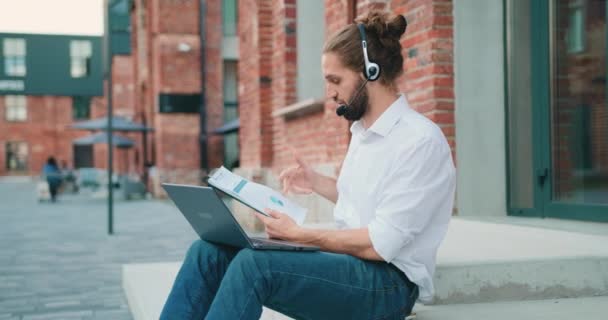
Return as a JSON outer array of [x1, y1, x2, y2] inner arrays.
[[336, 78, 369, 117], [336, 105, 348, 117]]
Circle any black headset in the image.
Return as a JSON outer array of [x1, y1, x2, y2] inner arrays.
[[357, 24, 380, 81], [335, 23, 382, 117]]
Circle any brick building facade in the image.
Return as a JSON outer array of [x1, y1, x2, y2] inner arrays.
[[0, 32, 109, 178], [238, 0, 454, 173], [130, 0, 234, 196], [4, 0, 604, 222], [232, 0, 455, 223]]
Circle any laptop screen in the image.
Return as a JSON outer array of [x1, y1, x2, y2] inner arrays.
[[216, 192, 267, 239]]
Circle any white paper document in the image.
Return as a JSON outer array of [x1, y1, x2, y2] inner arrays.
[[207, 166, 307, 225]]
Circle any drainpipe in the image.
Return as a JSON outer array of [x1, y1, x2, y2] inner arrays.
[[199, 0, 209, 173]]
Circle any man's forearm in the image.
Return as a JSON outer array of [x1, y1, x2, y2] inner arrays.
[[296, 227, 383, 261], [311, 173, 338, 203]]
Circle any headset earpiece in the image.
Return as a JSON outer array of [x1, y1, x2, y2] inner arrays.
[[366, 62, 380, 81], [357, 24, 381, 81]]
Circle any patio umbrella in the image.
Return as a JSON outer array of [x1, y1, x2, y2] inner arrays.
[[73, 132, 135, 148], [71, 116, 153, 132], [71, 115, 152, 187]]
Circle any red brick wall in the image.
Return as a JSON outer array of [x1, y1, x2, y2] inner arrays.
[[132, 0, 155, 165], [238, 0, 275, 168], [157, 35, 201, 92], [391, 0, 455, 152], [258, 0, 455, 173], [239, 0, 347, 172], [0, 91, 138, 177], [112, 55, 136, 118], [269, 0, 297, 170], [85, 53, 141, 176], [204, 0, 225, 170], [156, 0, 200, 34], [241, 0, 455, 174], [152, 32, 202, 177], [320, 0, 355, 168], [130, 0, 226, 195]]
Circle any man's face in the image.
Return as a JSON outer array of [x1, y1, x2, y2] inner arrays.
[[322, 53, 369, 121]]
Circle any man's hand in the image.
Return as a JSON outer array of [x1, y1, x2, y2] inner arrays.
[[254, 209, 382, 261], [254, 209, 303, 242], [279, 151, 339, 203], [278, 154, 315, 195]]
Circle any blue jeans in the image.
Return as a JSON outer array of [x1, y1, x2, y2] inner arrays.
[[160, 240, 418, 320]]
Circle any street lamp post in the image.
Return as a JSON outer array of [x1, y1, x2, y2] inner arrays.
[[103, 0, 114, 235]]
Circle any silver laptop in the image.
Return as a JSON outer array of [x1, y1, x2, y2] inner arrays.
[[162, 183, 319, 251]]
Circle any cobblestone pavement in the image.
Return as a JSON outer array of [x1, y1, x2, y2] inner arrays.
[[0, 179, 198, 319]]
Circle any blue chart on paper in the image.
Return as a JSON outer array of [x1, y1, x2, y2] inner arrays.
[[233, 180, 247, 194], [270, 196, 284, 207]]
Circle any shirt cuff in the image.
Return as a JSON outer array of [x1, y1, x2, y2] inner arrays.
[[368, 218, 409, 263]]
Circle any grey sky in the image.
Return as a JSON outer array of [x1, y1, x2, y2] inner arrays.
[[0, 0, 103, 36]]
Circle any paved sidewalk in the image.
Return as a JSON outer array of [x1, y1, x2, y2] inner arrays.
[[0, 180, 198, 320]]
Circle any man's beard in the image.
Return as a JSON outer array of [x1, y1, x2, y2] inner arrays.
[[342, 78, 369, 121]]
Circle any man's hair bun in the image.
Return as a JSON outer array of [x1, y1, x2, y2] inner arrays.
[[356, 11, 407, 40]]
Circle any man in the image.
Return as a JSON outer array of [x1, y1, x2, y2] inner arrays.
[[161, 10, 455, 320]]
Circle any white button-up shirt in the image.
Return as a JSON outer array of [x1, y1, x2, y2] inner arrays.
[[334, 94, 456, 303]]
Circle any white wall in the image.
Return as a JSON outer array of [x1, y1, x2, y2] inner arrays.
[[453, 0, 507, 216]]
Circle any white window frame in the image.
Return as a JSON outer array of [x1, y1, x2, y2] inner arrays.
[[3, 38, 27, 77], [5, 141, 28, 171], [5, 95, 27, 122], [567, 0, 586, 54], [70, 40, 93, 78]]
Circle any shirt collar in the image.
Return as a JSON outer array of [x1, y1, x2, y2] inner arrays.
[[350, 94, 409, 138]]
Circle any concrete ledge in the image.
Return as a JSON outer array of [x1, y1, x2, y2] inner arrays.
[[123, 262, 608, 320], [123, 218, 608, 319], [271, 98, 324, 120], [123, 263, 179, 320], [123, 262, 292, 320], [432, 219, 608, 304], [415, 296, 608, 320], [433, 257, 608, 304]]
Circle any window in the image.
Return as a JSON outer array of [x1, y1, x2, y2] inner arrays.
[[158, 94, 201, 113], [70, 40, 92, 78], [5, 95, 27, 122], [3, 38, 26, 77], [567, 1, 586, 54], [72, 96, 91, 120], [5, 141, 28, 171], [296, 0, 325, 101], [222, 0, 237, 36], [223, 61, 238, 119]]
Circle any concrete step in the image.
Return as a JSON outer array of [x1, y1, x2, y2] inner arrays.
[[122, 263, 608, 320], [413, 296, 608, 320], [122, 262, 292, 320], [122, 218, 608, 319], [432, 219, 608, 304]]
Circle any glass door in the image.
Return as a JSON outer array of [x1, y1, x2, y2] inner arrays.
[[514, 0, 608, 222], [540, 0, 608, 221], [552, 0, 608, 202]]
